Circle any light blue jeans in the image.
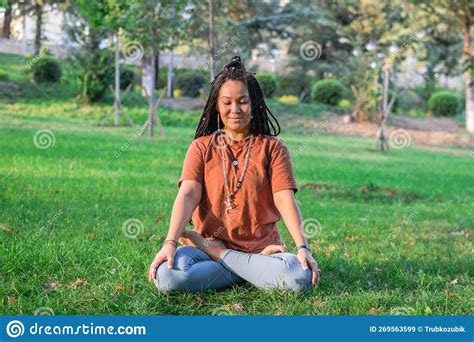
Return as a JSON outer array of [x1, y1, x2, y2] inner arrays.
[[155, 246, 313, 293]]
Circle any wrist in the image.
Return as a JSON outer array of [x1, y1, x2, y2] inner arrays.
[[163, 239, 178, 248], [296, 244, 311, 253]]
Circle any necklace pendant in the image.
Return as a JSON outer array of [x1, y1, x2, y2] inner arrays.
[[232, 160, 238, 166], [225, 203, 233, 214], [224, 199, 234, 213]]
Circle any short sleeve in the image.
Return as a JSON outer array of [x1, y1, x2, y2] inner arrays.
[[268, 140, 298, 194], [177, 140, 204, 188]]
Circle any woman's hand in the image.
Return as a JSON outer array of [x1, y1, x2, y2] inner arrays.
[[260, 244, 287, 255], [148, 244, 176, 282], [296, 248, 320, 286]]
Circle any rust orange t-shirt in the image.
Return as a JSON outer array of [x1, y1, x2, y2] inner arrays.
[[177, 133, 298, 253]]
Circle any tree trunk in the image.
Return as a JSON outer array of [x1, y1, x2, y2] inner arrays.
[[167, 48, 174, 98], [142, 54, 153, 97], [114, 33, 120, 127], [141, 49, 157, 137], [208, 0, 216, 81], [149, 47, 157, 137], [2, 0, 13, 39], [34, 1, 42, 56], [380, 67, 389, 151], [154, 52, 160, 89], [463, 22, 474, 133]]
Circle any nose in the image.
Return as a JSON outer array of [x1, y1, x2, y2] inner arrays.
[[231, 103, 241, 113]]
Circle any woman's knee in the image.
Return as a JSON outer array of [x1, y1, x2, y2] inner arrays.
[[274, 255, 313, 293], [154, 261, 190, 293], [154, 246, 212, 293]]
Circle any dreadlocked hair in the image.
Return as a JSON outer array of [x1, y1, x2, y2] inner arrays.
[[194, 55, 281, 139]]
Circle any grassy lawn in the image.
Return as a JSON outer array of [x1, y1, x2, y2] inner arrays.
[[0, 53, 473, 315]]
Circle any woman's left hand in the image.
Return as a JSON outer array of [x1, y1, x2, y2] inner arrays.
[[297, 248, 320, 286]]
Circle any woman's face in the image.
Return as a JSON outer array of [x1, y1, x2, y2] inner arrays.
[[217, 80, 251, 133]]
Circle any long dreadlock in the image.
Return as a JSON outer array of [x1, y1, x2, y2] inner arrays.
[[194, 56, 281, 139]]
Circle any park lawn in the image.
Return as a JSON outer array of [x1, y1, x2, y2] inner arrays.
[[0, 52, 472, 315], [0, 106, 472, 315]]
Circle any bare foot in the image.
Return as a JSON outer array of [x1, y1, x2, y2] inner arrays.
[[260, 244, 287, 255], [179, 231, 227, 261]]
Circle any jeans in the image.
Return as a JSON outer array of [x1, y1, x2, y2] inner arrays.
[[155, 246, 313, 293]]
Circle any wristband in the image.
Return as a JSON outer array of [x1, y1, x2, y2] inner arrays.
[[296, 244, 311, 252], [163, 239, 177, 247]]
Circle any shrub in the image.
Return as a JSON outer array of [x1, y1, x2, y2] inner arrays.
[[77, 51, 114, 103], [338, 99, 352, 110], [157, 65, 169, 89], [395, 89, 422, 115], [0, 71, 9, 81], [31, 57, 62, 83], [311, 78, 346, 106], [428, 91, 459, 117], [278, 95, 299, 104], [120, 68, 135, 90], [173, 88, 182, 97], [256, 72, 278, 98], [275, 72, 309, 99], [176, 72, 206, 97]]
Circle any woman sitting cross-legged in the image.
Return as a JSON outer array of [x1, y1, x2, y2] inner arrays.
[[148, 56, 320, 294]]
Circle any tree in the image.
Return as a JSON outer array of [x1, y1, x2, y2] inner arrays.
[[102, 0, 132, 126], [64, 0, 114, 103], [187, 0, 297, 81], [412, 1, 474, 133], [18, 0, 66, 56], [121, 0, 191, 137], [1, 0, 13, 39]]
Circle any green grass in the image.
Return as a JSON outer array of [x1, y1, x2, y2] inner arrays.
[[0, 53, 473, 315]]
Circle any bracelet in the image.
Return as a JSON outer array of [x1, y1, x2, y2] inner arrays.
[[296, 244, 311, 252], [163, 239, 177, 247]]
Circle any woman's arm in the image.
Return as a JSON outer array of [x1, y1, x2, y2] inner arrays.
[[166, 180, 202, 241], [273, 189, 319, 285], [148, 180, 202, 281], [273, 189, 307, 246]]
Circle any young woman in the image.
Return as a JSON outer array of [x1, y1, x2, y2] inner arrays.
[[148, 56, 320, 293]]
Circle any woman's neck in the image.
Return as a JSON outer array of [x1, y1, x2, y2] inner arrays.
[[224, 127, 250, 141]]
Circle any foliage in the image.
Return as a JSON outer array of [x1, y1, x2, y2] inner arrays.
[[31, 57, 62, 83], [428, 91, 459, 117], [120, 68, 135, 90], [175, 72, 206, 97], [311, 78, 346, 106], [256, 72, 279, 98], [278, 95, 299, 104]]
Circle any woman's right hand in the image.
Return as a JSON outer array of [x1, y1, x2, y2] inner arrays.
[[148, 243, 176, 282]]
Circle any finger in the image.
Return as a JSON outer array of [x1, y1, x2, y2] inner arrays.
[[299, 257, 308, 271], [277, 245, 287, 253], [149, 255, 165, 281], [167, 252, 174, 269], [307, 260, 318, 285], [311, 269, 317, 285]]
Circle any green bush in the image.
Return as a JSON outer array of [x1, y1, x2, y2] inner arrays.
[[395, 89, 422, 115], [77, 52, 114, 103], [311, 78, 346, 106], [31, 57, 62, 83], [157, 65, 169, 89], [338, 99, 352, 110], [428, 91, 459, 117], [120, 68, 135, 90], [256, 72, 278, 98], [0, 71, 9, 81], [176, 72, 206, 97], [275, 71, 310, 99]]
